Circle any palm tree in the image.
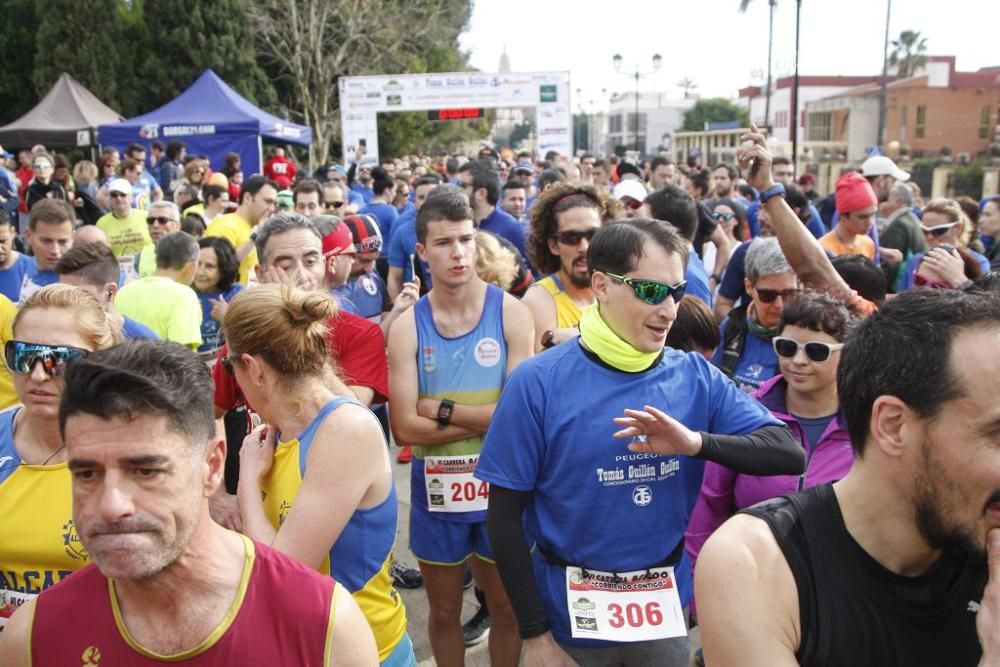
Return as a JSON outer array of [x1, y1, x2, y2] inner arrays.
[[739, 0, 778, 128], [677, 77, 698, 99], [889, 30, 928, 78]]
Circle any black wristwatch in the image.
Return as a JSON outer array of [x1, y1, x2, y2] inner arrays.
[[541, 330, 556, 349], [437, 399, 455, 428]]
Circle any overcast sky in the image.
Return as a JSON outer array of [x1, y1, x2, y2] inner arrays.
[[459, 0, 999, 110]]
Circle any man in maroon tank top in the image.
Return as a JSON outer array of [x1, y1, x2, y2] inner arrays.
[[0, 340, 378, 666]]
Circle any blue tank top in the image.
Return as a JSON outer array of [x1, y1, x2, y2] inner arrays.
[[411, 284, 508, 522]]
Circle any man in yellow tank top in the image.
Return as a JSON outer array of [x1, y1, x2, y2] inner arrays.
[[521, 184, 611, 352]]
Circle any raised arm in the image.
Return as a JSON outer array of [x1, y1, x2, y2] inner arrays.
[[738, 125, 852, 301]]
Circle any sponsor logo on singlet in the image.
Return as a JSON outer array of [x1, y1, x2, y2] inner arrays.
[[62, 520, 88, 561], [473, 338, 501, 368], [81, 645, 102, 666], [632, 485, 653, 507], [361, 275, 378, 296]]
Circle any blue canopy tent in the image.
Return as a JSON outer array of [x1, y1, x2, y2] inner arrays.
[[98, 70, 311, 177]]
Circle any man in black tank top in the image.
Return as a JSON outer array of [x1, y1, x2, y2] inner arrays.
[[694, 288, 1000, 666]]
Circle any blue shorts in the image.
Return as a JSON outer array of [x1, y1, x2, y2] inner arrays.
[[381, 633, 417, 667], [409, 503, 494, 565]]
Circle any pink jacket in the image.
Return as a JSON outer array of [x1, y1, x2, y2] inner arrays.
[[685, 374, 854, 577]]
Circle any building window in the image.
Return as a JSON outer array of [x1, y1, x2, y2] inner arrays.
[[808, 112, 832, 141], [899, 105, 907, 142], [627, 113, 647, 133], [915, 105, 927, 139], [980, 105, 991, 140], [609, 115, 622, 133]]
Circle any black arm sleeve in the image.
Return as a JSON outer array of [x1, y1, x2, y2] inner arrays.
[[696, 424, 805, 476], [346, 161, 357, 187], [487, 485, 551, 639]]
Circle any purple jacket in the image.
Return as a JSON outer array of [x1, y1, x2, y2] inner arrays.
[[685, 374, 854, 575]]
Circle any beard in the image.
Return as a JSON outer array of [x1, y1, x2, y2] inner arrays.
[[913, 438, 991, 561]]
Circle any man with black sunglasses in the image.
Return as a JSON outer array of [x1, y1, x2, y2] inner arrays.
[[521, 183, 611, 352], [478, 220, 802, 667], [131, 201, 181, 279]]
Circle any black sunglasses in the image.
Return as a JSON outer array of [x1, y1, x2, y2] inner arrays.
[[147, 216, 173, 225], [552, 228, 599, 246], [605, 272, 687, 305], [326, 201, 345, 208], [755, 287, 800, 304], [921, 223, 958, 238], [773, 336, 844, 363]]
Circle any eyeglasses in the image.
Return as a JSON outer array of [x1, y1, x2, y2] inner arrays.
[[755, 287, 800, 303], [5, 340, 88, 377], [772, 336, 844, 363], [147, 216, 173, 225], [604, 272, 687, 305], [110, 192, 129, 199], [711, 211, 736, 222], [552, 227, 599, 246], [920, 223, 958, 237], [326, 201, 345, 209]]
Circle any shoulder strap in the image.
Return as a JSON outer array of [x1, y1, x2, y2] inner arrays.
[[719, 305, 749, 377]]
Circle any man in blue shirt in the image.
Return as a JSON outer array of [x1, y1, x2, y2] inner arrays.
[[359, 167, 398, 253], [476, 220, 800, 666], [20, 199, 75, 305], [348, 153, 375, 205], [458, 160, 530, 268], [387, 175, 441, 299], [0, 210, 34, 303], [125, 143, 164, 209]]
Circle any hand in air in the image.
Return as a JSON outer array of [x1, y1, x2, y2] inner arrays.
[[737, 124, 777, 194]]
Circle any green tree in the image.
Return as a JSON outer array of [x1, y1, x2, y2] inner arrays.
[[139, 0, 276, 111], [0, 0, 39, 125], [248, 0, 472, 164], [508, 121, 534, 149], [33, 0, 129, 114], [889, 30, 928, 78], [681, 98, 750, 131]]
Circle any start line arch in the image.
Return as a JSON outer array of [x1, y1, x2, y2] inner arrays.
[[338, 71, 572, 163]]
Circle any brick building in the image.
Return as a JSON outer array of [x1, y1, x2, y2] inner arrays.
[[805, 56, 1000, 162]]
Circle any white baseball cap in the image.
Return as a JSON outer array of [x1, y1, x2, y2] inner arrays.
[[612, 179, 648, 203], [861, 155, 910, 182], [108, 178, 132, 197]]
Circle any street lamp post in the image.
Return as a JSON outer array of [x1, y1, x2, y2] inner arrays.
[[613, 53, 662, 155]]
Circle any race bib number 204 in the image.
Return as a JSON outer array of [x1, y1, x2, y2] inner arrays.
[[566, 566, 687, 643], [424, 454, 489, 513]]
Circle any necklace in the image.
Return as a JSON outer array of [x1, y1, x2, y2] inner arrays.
[[39, 445, 66, 466]]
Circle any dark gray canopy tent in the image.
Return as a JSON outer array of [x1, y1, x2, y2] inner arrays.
[[0, 73, 123, 149]]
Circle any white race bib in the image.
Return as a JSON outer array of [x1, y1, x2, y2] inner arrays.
[[565, 566, 686, 642], [424, 454, 489, 513], [0, 589, 37, 633], [118, 255, 137, 283]]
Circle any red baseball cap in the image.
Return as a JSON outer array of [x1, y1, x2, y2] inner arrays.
[[321, 221, 356, 257]]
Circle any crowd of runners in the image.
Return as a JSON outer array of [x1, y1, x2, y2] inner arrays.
[[0, 123, 999, 666]]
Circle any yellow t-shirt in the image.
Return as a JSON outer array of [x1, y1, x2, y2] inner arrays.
[[0, 295, 18, 410], [115, 276, 202, 349], [96, 210, 151, 259], [819, 231, 876, 260], [205, 212, 256, 285]]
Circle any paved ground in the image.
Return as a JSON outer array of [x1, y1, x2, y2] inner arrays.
[[390, 457, 701, 666]]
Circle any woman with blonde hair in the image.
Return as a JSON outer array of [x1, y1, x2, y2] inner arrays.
[[899, 197, 991, 290], [0, 284, 122, 618], [72, 160, 99, 199], [226, 284, 414, 666], [474, 230, 519, 291]]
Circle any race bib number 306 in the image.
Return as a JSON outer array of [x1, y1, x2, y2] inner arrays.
[[424, 455, 489, 513], [566, 566, 686, 642]]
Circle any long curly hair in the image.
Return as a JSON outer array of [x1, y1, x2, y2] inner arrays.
[[528, 182, 620, 275]]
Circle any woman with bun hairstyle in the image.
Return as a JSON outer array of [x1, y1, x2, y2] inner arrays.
[[226, 284, 413, 666]]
